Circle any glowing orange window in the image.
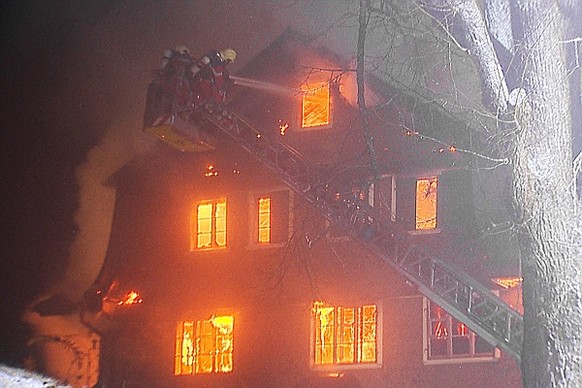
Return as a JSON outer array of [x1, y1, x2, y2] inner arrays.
[[416, 177, 438, 230], [192, 198, 227, 250], [302, 83, 330, 128], [258, 197, 271, 243], [312, 301, 378, 367], [175, 316, 234, 375]]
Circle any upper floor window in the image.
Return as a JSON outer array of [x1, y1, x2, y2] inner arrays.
[[174, 315, 234, 375], [192, 198, 227, 250], [311, 301, 380, 369], [301, 82, 330, 128], [423, 298, 499, 364], [415, 177, 438, 231]]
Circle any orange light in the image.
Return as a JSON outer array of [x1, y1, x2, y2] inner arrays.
[[278, 119, 289, 135], [204, 165, 218, 177], [301, 83, 330, 128], [122, 290, 143, 305], [457, 322, 467, 336], [312, 301, 377, 366], [258, 197, 271, 243], [416, 177, 438, 230], [493, 277, 523, 289], [449, 145, 457, 152], [175, 316, 234, 375], [193, 199, 227, 250]]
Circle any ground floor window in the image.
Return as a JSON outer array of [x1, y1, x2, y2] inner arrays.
[[423, 298, 499, 364], [311, 301, 379, 368], [174, 315, 234, 375]]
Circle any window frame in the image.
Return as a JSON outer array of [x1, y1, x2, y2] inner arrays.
[[191, 198, 227, 251], [248, 189, 293, 249], [299, 81, 333, 130], [174, 315, 235, 375], [309, 301, 382, 371], [410, 176, 441, 235], [422, 297, 500, 365]]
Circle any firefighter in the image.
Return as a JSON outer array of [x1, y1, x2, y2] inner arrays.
[[160, 45, 193, 71], [158, 45, 195, 107], [191, 48, 237, 106]]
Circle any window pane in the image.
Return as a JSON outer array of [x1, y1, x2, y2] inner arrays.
[[215, 199, 227, 247], [197, 203, 213, 249], [312, 301, 378, 367], [416, 177, 438, 230], [258, 197, 271, 243], [452, 336, 470, 355], [194, 199, 227, 249], [337, 307, 355, 363], [426, 300, 497, 361], [174, 321, 195, 375], [176, 316, 234, 375], [360, 305, 377, 362], [302, 83, 330, 128]]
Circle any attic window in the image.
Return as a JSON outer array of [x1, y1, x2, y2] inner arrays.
[[192, 198, 227, 250], [301, 83, 330, 128], [174, 316, 234, 375], [423, 298, 499, 364], [311, 301, 379, 368], [415, 177, 438, 231]]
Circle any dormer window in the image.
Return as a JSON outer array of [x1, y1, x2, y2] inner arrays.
[[301, 82, 331, 128]]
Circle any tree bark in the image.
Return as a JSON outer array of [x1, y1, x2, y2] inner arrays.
[[421, 0, 509, 111], [510, 0, 582, 386]]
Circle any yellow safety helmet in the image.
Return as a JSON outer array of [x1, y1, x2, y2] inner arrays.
[[175, 45, 190, 55], [219, 48, 237, 63]]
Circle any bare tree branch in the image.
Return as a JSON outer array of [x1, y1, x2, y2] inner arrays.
[[420, 0, 510, 112], [357, 0, 381, 182]]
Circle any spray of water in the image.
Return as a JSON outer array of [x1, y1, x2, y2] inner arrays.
[[231, 76, 307, 96]]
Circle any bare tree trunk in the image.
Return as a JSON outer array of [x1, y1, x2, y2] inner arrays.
[[421, 0, 509, 110], [510, 0, 582, 386], [357, 0, 380, 182]]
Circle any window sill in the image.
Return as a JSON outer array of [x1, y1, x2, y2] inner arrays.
[[247, 242, 287, 250], [423, 353, 500, 365], [408, 228, 441, 236], [310, 362, 382, 372]]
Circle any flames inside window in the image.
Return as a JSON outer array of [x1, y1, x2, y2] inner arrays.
[[426, 299, 497, 360], [312, 301, 377, 366], [258, 197, 271, 243], [193, 198, 227, 250], [416, 177, 438, 230], [302, 83, 330, 128], [175, 316, 234, 375]]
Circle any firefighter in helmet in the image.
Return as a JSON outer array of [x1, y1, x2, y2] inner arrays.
[[191, 48, 237, 105], [157, 45, 195, 107]]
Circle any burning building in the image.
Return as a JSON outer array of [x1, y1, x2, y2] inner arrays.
[[83, 29, 523, 387]]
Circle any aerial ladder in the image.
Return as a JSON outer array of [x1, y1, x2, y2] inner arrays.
[[143, 77, 524, 362]]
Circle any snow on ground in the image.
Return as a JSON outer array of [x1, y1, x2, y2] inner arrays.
[[0, 365, 69, 388]]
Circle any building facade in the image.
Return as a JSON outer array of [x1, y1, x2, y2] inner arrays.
[[84, 30, 523, 387]]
